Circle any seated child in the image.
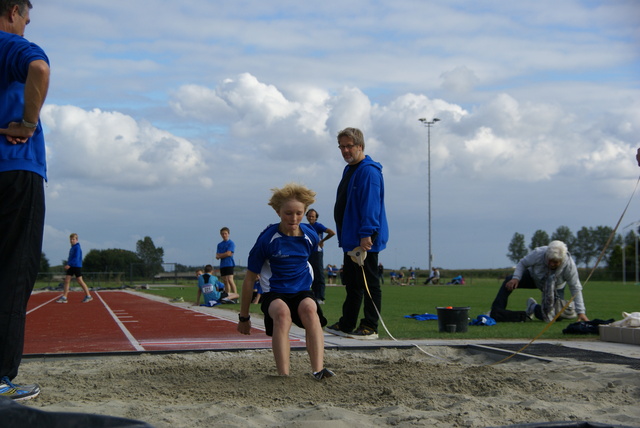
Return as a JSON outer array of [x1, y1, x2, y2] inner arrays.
[[237, 183, 335, 380], [196, 264, 239, 306]]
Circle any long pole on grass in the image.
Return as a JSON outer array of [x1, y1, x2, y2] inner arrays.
[[419, 117, 440, 271]]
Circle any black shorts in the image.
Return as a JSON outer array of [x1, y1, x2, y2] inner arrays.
[[66, 267, 83, 278], [260, 290, 327, 337], [220, 266, 234, 276]]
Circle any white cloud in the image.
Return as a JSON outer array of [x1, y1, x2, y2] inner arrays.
[[41, 105, 211, 189], [440, 66, 479, 94]]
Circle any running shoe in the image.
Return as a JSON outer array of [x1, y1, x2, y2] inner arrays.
[[82, 295, 93, 303], [56, 296, 67, 303], [0, 377, 41, 401], [347, 325, 379, 340], [312, 368, 336, 380], [526, 297, 537, 318], [325, 322, 351, 337]]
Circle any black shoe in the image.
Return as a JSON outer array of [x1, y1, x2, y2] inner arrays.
[[312, 368, 336, 380], [325, 322, 351, 337], [347, 325, 379, 340]]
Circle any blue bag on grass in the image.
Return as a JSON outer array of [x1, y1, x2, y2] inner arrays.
[[470, 314, 496, 326]]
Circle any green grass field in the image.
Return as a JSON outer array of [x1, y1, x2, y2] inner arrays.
[[122, 277, 639, 341]]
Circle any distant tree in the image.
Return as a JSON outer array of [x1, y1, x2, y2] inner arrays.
[[624, 230, 638, 246], [593, 226, 619, 265], [529, 230, 550, 250], [608, 231, 639, 280], [572, 226, 617, 268], [176, 263, 201, 273], [39, 252, 50, 273], [83, 248, 143, 273], [136, 236, 164, 277], [573, 227, 594, 267], [551, 226, 576, 253], [507, 232, 527, 264]]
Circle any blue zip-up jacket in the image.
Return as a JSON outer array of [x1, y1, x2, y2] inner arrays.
[[0, 30, 50, 179], [67, 243, 83, 268], [336, 155, 389, 252]]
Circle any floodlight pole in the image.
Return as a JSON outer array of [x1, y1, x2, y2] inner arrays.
[[623, 221, 640, 284], [419, 117, 440, 271]]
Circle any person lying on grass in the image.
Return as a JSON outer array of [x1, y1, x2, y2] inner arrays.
[[237, 183, 335, 381]]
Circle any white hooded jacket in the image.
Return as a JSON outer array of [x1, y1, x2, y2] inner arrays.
[[512, 246, 586, 314]]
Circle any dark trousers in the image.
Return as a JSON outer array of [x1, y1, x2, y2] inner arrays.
[[339, 251, 381, 332], [309, 251, 325, 301], [491, 270, 544, 320], [0, 171, 45, 380]]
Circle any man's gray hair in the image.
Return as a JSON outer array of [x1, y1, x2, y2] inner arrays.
[[337, 127, 365, 149], [546, 240, 568, 262]]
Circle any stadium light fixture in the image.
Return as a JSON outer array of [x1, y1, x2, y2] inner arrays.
[[419, 118, 440, 271]]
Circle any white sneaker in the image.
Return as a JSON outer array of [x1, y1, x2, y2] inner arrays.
[[526, 298, 537, 318]]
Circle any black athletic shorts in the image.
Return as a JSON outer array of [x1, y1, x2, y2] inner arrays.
[[260, 290, 327, 337], [66, 267, 83, 277], [220, 266, 234, 276]]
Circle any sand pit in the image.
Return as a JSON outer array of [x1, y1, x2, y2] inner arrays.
[[16, 346, 640, 427]]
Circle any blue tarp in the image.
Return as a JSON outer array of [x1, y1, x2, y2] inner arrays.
[[404, 313, 438, 321]]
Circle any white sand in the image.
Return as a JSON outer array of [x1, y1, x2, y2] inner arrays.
[[17, 345, 640, 427]]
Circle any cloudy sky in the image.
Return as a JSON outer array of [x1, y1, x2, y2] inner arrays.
[[27, 0, 639, 271]]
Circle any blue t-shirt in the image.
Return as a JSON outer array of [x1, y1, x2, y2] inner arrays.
[[247, 223, 319, 294], [0, 31, 50, 179], [217, 239, 235, 268], [198, 273, 224, 303], [309, 222, 329, 252]]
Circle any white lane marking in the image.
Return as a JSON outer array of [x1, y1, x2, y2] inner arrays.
[[26, 293, 63, 314], [95, 292, 145, 352]]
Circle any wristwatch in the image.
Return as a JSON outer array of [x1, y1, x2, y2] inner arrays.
[[238, 314, 251, 322], [21, 119, 38, 129]]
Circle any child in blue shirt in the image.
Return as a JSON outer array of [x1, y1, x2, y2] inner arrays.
[[196, 264, 238, 306], [56, 233, 93, 303], [216, 227, 237, 294], [237, 183, 335, 380]]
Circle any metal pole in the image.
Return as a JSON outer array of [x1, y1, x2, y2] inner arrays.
[[427, 123, 432, 271], [634, 232, 640, 285], [622, 244, 626, 284], [419, 118, 439, 271]]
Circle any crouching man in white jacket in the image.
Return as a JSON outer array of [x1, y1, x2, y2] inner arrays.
[[490, 241, 589, 323]]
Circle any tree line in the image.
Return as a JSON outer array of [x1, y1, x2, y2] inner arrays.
[[507, 225, 637, 274], [40, 236, 167, 279]]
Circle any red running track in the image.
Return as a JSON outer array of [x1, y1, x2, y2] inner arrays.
[[24, 290, 302, 355]]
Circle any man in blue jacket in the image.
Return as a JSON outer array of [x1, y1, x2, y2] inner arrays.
[[0, 0, 50, 401], [326, 127, 388, 339]]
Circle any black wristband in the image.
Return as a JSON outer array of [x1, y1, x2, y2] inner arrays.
[[238, 315, 251, 322]]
